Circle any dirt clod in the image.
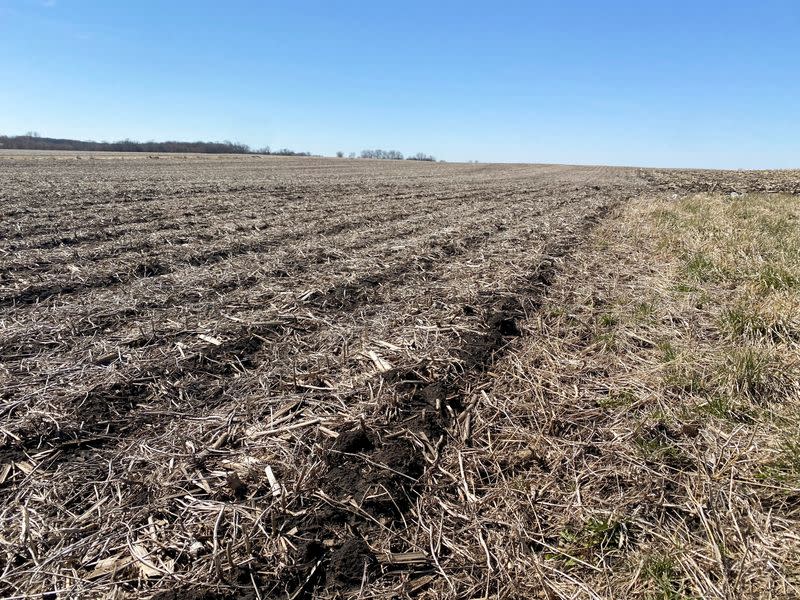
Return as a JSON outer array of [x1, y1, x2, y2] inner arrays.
[[328, 538, 375, 587], [332, 427, 374, 455], [489, 312, 522, 336], [225, 472, 248, 499]]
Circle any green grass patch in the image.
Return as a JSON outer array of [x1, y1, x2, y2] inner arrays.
[[683, 252, 717, 282], [693, 395, 756, 424], [659, 341, 679, 363], [597, 389, 638, 408], [559, 516, 630, 559], [757, 264, 798, 293], [720, 303, 764, 338], [721, 301, 799, 342], [722, 348, 772, 400], [597, 312, 618, 327], [662, 355, 709, 395], [634, 300, 656, 320], [643, 553, 689, 600]]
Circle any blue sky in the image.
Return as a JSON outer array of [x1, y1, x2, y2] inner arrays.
[[2, 1, 799, 167]]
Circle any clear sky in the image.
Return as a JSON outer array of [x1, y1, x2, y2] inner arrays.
[[2, 0, 799, 168]]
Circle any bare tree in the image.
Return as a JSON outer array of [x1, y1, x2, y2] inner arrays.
[[360, 149, 404, 160]]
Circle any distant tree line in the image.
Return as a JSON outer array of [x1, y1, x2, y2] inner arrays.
[[259, 147, 312, 156], [0, 134, 434, 161], [407, 152, 436, 162], [0, 134, 311, 156], [355, 149, 436, 161], [360, 149, 404, 160]]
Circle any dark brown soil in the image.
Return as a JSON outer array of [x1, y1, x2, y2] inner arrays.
[[328, 538, 376, 587]]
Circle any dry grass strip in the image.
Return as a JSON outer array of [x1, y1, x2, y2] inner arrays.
[[413, 192, 800, 599]]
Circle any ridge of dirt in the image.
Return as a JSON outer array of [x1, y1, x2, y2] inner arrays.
[[259, 205, 616, 598]]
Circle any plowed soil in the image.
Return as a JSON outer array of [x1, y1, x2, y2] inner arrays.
[[1, 152, 799, 599]]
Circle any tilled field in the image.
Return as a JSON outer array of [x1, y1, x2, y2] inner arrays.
[[1, 153, 798, 599]]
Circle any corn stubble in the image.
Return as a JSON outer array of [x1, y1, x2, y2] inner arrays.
[[0, 153, 799, 599]]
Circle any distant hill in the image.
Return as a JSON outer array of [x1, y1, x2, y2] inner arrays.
[[0, 134, 310, 156]]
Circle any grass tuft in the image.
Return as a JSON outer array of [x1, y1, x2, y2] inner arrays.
[[757, 264, 797, 292], [722, 348, 772, 399], [684, 252, 717, 282], [644, 554, 687, 600], [758, 436, 800, 485]]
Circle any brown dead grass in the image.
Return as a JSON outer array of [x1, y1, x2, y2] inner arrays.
[[424, 192, 800, 599]]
